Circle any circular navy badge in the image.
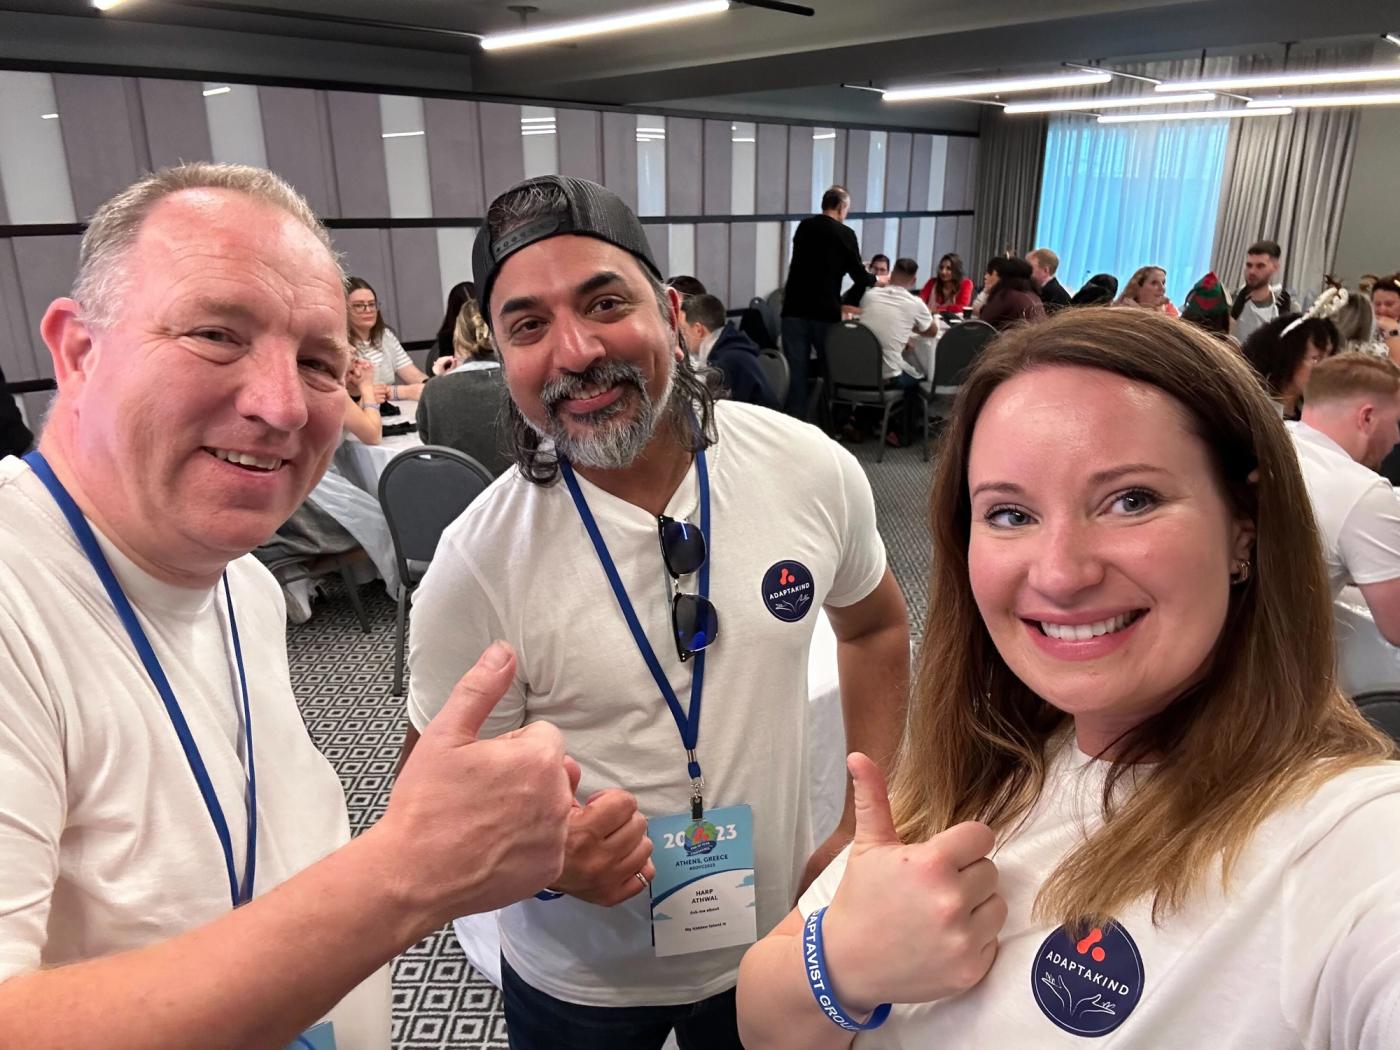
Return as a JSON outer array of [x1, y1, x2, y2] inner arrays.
[[761, 561, 816, 622], [1031, 921, 1144, 1037]]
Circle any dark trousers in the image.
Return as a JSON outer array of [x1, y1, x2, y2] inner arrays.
[[501, 956, 743, 1050], [891, 370, 922, 438], [780, 316, 830, 419]]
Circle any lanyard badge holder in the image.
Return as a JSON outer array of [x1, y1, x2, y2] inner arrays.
[[560, 451, 757, 957], [24, 452, 338, 1050]]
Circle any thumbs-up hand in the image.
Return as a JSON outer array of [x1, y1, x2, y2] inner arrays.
[[549, 788, 656, 907], [378, 642, 577, 926], [817, 753, 1006, 1014]]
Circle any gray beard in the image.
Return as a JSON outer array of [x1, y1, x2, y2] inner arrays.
[[527, 358, 677, 470]]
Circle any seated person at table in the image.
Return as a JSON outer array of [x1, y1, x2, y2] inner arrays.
[[868, 254, 890, 280], [666, 274, 708, 300], [850, 257, 936, 446], [1241, 312, 1339, 419], [1070, 272, 1118, 306], [343, 355, 384, 444], [418, 299, 512, 477], [736, 306, 1400, 1049], [1290, 352, 1400, 646], [1180, 271, 1231, 334], [1115, 265, 1179, 316], [424, 280, 476, 376], [681, 293, 781, 411], [918, 253, 974, 315], [1026, 248, 1071, 311], [977, 257, 1046, 331], [346, 276, 430, 401]]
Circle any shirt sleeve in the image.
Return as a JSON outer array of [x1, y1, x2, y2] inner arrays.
[[384, 330, 414, 376], [406, 534, 527, 739], [797, 845, 851, 919], [825, 441, 888, 608], [1280, 790, 1400, 1049], [840, 227, 876, 292], [1338, 482, 1400, 586], [0, 599, 66, 980], [913, 298, 935, 333]]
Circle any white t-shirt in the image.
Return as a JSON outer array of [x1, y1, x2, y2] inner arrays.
[[800, 740, 1400, 1048], [857, 286, 933, 379], [1235, 294, 1279, 343], [353, 329, 413, 385], [0, 457, 390, 1048], [1288, 421, 1400, 597], [407, 401, 887, 1007]]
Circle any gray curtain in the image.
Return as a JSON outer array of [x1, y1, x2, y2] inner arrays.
[[1211, 44, 1372, 302], [970, 107, 1047, 270]]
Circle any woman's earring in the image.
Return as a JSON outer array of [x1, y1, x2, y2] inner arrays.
[[1231, 559, 1252, 585]]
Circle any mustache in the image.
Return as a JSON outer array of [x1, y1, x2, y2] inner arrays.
[[540, 360, 647, 413]]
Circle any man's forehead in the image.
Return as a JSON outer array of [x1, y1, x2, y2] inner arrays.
[[493, 234, 651, 296]]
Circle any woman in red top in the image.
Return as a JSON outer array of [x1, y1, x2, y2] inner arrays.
[[920, 253, 975, 314]]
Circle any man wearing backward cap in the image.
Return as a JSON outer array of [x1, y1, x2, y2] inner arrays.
[[402, 176, 910, 1047]]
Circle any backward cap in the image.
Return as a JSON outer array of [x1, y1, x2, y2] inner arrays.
[[473, 175, 661, 325]]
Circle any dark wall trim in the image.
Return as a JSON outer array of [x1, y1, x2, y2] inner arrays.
[[0, 58, 980, 139], [2, 209, 975, 239], [6, 378, 57, 395]]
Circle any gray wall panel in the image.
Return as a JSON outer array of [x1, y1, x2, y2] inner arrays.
[[478, 102, 524, 206], [388, 227, 441, 344], [10, 234, 80, 367], [702, 120, 731, 216], [645, 225, 669, 275], [955, 215, 975, 265], [909, 135, 933, 214], [52, 74, 143, 219], [898, 218, 921, 263], [123, 78, 153, 173], [885, 133, 912, 212], [326, 90, 389, 218], [694, 224, 729, 308], [601, 111, 638, 209], [424, 98, 485, 217], [331, 228, 395, 319], [786, 127, 813, 214], [832, 129, 847, 190], [259, 86, 337, 216], [931, 217, 956, 263], [945, 135, 973, 212], [665, 117, 702, 216], [0, 241, 40, 383], [556, 107, 602, 184], [729, 221, 757, 307], [845, 131, 870, 213], [755, 124, 787, 215], [138, 78, 213, 170]]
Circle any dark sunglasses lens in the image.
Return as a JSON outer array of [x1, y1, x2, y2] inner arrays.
[[673, 594, 719, 657], [660, 519, 707, 577]]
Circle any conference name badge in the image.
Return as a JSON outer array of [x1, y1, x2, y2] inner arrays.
[[647, 804, 757, 957], [284, 1021, 336, 1050]]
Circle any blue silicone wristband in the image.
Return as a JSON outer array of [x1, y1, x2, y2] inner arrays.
[[803, 906, 892, 1032], [534, 889, 565, 901]]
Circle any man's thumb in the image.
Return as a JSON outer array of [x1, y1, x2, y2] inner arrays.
[[435, 642, 515, 744], [849, 752, 899, 847]]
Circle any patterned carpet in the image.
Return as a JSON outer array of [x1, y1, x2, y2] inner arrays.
[[285, 436, 937, 1049]]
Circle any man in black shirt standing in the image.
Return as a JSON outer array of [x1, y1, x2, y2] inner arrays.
[[780, 186, 875, 417]]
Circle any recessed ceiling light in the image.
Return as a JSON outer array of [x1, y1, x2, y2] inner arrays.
[[883, 70, 1111, 103], [381, 130, 426, 138], [1003, 91, 1215, 114], [481, 0, 729, 51], [202, 86, 232, 97], [40, 112, 58, 120]]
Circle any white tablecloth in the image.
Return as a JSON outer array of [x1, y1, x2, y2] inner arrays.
[[451, 608, 846, 989], [337, 400, 423, 494], [1336, 586, 1400, 697]]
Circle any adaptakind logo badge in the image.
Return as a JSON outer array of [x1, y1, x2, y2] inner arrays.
[[1031, 921, 1144, 1037], [761, 560, 815, 622], [684, 820, 719, 856]]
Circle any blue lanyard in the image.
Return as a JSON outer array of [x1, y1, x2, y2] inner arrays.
[[23, 451, 258, 909], [558, 451, 711, 818]]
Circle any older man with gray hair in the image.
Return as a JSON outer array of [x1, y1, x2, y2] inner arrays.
[[0, 162, 577, 1050]]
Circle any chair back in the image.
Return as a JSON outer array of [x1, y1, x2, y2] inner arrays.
[[755, 348, 791, 405], [1354, 691, 1400, 747], [825, 321, 884, 394], [377, 445, 493, 584], [747, 297, 782, 347], [930, 320, 996, 391]]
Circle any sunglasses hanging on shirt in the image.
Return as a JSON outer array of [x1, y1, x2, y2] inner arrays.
[[658, 515, 719, 662]]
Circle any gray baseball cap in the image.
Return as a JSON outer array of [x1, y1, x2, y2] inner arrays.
[[472, 175, 662, 326]]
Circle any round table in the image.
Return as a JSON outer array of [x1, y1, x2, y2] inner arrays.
[[337, 400, 423, 494]]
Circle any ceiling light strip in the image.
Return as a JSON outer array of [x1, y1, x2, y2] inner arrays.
[[1003, 91, 1215, 114], [480, 0, 729, 51], [883, 70, 1111, 102], [1245, 92, 1400, 109], [1097, 107, 1292, 124], [1157, 66, 1400, 93]]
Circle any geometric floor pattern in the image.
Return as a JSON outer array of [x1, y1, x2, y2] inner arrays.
[[284, 436, 936, 1048]]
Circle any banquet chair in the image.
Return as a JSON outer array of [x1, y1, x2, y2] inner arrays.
[[920, 319, 996, 462], [825, 321, 903, 463], [378, 446, 494, 696], [1354, 691, 1400, 748], [756, 348, 791, 406]]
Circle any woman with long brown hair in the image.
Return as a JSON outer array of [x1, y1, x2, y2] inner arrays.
[[736, 307, 1400, 1048]]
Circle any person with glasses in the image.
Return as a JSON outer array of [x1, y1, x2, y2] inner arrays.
[[345, 276, 430, 402], [401, 176, 909, 1049], [0, 163, 578, 1050]]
